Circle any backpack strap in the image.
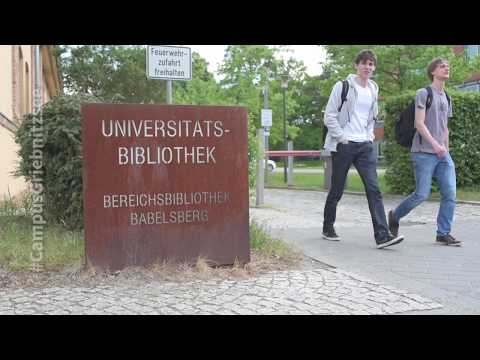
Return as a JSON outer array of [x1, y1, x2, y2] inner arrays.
[[418, 86, 434, 146], [445, 90, 451, 111], [337, 80, 349, 112], [425, 86, 433, 111]]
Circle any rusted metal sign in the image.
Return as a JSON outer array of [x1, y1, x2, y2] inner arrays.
[[82, 104, 250, 271]]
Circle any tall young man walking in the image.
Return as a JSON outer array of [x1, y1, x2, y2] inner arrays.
[[388, 58, 461, 246], [323, 49, 404, 249]]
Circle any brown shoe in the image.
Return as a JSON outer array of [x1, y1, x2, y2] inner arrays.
[[436, 234, 462, 247]]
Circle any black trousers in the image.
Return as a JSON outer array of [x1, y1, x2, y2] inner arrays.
[[323, 141, 389, 242]]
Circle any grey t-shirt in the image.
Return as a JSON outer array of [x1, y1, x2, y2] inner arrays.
[[411, 86, 453, 153]]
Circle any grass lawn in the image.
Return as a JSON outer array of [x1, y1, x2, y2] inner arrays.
[[0, 215, 84, 271], [285, 159, 387, 170], [266, 171, 389, 193], [433, 187, 480, 202], [292, 159, 324, 168], [0, 213, 298, 271], [266, 172, 480, 202]]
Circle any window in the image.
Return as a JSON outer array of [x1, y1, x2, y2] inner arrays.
[[16, 47, 33, 118], [25, 63, 30, 114], [18, 47, 25, 118], [466, 45, 480, 60], [457, 82, 480, 92]]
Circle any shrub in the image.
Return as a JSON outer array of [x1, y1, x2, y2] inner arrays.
[[247, 111, 259, 189], [384, 90, 480, 194], [15, 94, 101, 229]]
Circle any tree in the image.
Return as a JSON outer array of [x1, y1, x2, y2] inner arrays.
[[289, 75, 327, 150], [60, 45, 167, 103], [320, 45, 480, 99], [173, 52, 228, 105], [218, 45, 308, 149]]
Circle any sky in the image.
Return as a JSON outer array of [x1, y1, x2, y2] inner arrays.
[[185, 45, 327, 79]]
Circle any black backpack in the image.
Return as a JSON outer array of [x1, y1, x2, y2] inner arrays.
[[395, 86, 450, 148], [322, 80, 349, 143]]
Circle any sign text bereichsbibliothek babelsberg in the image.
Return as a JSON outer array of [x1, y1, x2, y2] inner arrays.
[[82, 104, 249, 270]]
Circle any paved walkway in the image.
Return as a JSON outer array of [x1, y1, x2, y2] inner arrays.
[[0, 268, 441, 315], [251, 188, 480, 314]]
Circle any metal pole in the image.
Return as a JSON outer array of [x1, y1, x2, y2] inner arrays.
[[287, 140, 293, 187], [256, 128, 265, 207], [166, 80, 173, 104], [283, 88, 287, 183], [34, 46, 42, 113], [263, 83, 269, 183]]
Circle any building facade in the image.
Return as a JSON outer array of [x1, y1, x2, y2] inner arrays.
[[0, 45, 62, 198], [454, 45, 480, 92]]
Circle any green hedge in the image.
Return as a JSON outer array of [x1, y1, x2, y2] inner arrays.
[[247, 111, 259, 189], [384, 90, 480, 195], [15, 94, 101, 229]]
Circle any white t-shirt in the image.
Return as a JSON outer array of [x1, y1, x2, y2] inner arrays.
[[343, 83, 372, 142]]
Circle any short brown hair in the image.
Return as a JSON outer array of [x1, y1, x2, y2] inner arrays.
[[427, 58, 447, 82], [354, 49, 377, 66]]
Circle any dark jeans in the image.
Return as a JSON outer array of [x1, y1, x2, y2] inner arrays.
[[323, 141, 389, 242]]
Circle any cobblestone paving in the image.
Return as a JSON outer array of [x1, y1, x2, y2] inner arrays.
[[0, 268, 442, 315]]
